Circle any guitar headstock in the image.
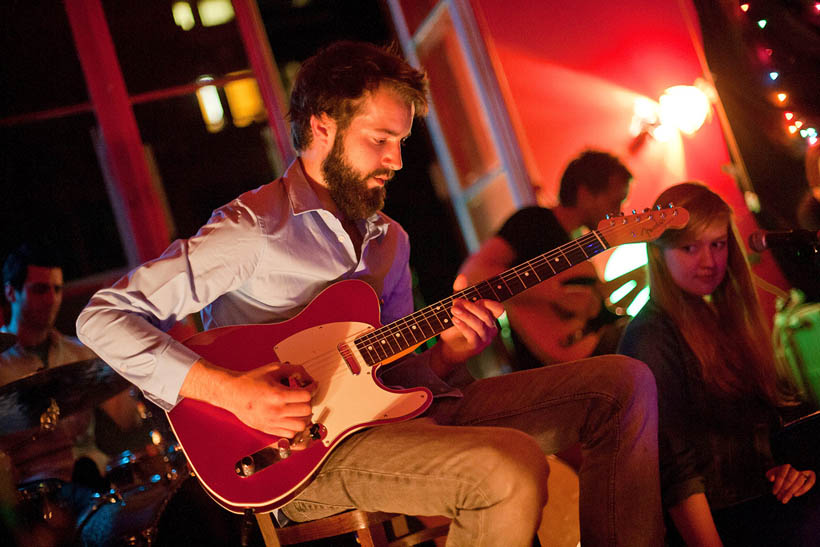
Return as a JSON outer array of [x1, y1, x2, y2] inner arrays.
[[596, 205, 689, 246]]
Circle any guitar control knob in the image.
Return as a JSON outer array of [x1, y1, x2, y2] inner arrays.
[[277, 438, 292, 459], [237, 456, 255, 477], [309, 423, 325, 440]]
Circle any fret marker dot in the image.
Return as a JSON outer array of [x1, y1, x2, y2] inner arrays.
[[444, 319, 450, 324], [496, 284, 502, 289], [411, 326, 417, 330], [381, 341, 386, 345], [368, 346, 373, 350], [395, 333, 401, 338], [524, 272, 529, 276]]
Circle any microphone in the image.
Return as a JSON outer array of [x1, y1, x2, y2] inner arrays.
[[748, 229, 820, 253]]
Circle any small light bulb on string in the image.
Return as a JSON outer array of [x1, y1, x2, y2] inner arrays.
[[809, 136, 818, 146], [757, 19, 767, 28], [795, 121, 803, 128], [769, 71, 779, 81], [785, 112, 794, 121], [740, 3, 750, 12], [777, 92, 788, 103]]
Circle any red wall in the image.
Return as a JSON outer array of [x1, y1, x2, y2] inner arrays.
[[472, 0, 788, 315]]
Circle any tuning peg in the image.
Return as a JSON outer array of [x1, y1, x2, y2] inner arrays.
[[632, 209, 637, 215], [667, 202, 674, 208], [655, 204, 662, 210]]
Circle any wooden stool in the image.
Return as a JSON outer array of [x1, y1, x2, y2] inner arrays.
[[255, 509, 450, 547]]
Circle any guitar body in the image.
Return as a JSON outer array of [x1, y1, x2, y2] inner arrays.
[[166, 280, 433, 513]]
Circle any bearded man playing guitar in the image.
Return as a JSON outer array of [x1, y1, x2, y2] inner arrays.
[[77, 41, 667, 546]]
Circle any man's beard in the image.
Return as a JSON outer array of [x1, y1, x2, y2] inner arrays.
[[321, 133, 390, 220]]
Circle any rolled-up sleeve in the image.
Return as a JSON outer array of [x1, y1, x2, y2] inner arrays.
[[77, 202, 264, 410]]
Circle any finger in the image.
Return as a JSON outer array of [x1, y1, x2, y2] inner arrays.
[[451, 310, 494, 343], [453, 273, 468, 292], [795, 472, 817, 497], [786, 472, 815, 501], [776, 468, 803, 502], [452, 299, 497, 329], [770, 465, 790, 495]]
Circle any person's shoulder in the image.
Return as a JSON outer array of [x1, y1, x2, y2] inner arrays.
[[619, 300, 677, 350]]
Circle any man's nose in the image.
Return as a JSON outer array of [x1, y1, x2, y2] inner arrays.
[[382, 142, 402, 171]]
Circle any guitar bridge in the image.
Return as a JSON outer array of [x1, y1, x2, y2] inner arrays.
[[234, 422, 327, 478]]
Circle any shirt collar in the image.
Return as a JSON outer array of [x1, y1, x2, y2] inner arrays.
[[282, 159, 390, 237]]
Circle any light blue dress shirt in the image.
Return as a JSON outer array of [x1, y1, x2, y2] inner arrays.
[[76, 160, 456, 411]]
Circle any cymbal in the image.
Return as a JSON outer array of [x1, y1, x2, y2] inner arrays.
[[0, 332, 15, 353], [0, 358, 130, 436]]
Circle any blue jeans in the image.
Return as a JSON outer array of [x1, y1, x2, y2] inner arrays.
[[282, 355, 663, 546]]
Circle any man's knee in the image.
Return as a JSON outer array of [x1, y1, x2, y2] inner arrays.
[[464, 430, 548, 509], [588, 355, 657, 406]]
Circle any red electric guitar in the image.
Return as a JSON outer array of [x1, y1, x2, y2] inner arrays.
[[167, 207, 689, 513]]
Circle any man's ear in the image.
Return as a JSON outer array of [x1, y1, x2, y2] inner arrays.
[[309, 113, 336, 152], [4, 283, 15, 303]]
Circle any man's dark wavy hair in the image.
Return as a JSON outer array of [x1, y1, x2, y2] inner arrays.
[[559, 150, 633, 206], [3, 242, 62, 291], [288, 41, 428, 151]]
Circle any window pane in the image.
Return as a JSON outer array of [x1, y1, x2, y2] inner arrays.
[[0, 1, 88, 117], [416, 8, 499, 189], [0, 115, 126, 280], [133, 94, 279, 240], [101, 0, 249, 95]]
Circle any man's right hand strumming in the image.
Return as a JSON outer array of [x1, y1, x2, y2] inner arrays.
[[180, 359, 316, 437]]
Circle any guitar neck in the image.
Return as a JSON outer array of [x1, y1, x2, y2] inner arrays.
[[354, 230, 610, 365]]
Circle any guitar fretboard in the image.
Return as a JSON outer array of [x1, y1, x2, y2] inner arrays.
[[353, 230, 609, 366]]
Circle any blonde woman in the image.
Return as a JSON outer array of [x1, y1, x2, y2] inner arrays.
[[618, 182, 819, 546]]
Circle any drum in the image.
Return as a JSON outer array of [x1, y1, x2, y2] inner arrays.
[[105, 442, 186, 492], [78, 480, 180, 547], [78, 476, 266, 547], [14, 478, 96, 546]]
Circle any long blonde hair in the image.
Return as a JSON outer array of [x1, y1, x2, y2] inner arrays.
[[648, 182, 783, 404]]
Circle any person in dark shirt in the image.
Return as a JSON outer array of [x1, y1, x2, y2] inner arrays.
[[619, 182, 820, 546], [459, 150, 632, 370]]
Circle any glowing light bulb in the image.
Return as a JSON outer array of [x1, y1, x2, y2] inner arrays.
[[777, 92, 788, 102], [658, 85, 711, 135], [809, 136, 818, 146], [769, 72, 779, 80], [740, 3, 750, 12], [789, 125, 798, 134], [795, 121, 803, 128], [757, 19, 767, 28], [785, 112, 794, 120]]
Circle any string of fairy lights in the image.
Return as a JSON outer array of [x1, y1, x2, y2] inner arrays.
[[738, 1, 819, 147]]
